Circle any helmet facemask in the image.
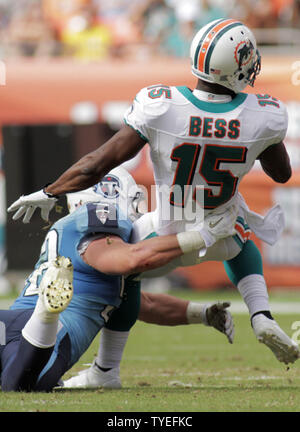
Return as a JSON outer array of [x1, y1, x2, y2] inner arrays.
[[245, 49, 261, 87]]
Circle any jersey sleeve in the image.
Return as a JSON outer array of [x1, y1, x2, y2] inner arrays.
[[257, 97, 288, 152], [124, 85, 171, 142]]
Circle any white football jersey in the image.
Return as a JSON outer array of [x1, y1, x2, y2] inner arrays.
[[124, 85, 288, 235]]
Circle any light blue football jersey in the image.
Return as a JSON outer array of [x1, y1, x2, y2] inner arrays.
[[10, 202, 132, 365]]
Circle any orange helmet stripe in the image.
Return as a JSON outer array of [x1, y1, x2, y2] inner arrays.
[[197, 19, 238, 73]]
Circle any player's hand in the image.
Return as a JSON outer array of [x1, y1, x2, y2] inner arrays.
[[205, 301, 234, 344], [199, 204, 238, 248], [7, 189, 58, 223]]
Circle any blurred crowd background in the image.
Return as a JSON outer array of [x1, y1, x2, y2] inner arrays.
[[0, 0, 299, 61]]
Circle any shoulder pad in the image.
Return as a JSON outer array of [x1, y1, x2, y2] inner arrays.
[[247, 93, 287, 115], [141, 84, 173, 101], [124, 85, 174, 141], [137, 85, 172, 110], [247, 93, 288, 143]]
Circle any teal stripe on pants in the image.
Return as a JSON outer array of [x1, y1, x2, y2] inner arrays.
[[224, 240, 263, 286]]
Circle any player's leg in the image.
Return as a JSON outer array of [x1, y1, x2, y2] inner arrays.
[[0, 308, 50, 392], [1, 335, 55, 392], [22, 256, 73, 348], [224, 240, 300, 364], [33, 330, 72, 392], [37, 296, 113, 391], [63, 279, 141, 389], [0, 310, 67, 393], [224, 239, 269, 316], [1, 256, 73, 391]]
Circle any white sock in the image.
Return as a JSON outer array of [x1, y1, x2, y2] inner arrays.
[[22, 296, 60, 348], [96, 328, 129, 369], [237, 274, 270, 317]]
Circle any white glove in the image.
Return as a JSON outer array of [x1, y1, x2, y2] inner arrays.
[[7, 189, 58, 223], [205, 302, 235, 344], [199, 204, 238, 248], [176, 204, 238, 257]]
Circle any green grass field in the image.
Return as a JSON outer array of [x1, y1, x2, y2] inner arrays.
[[0, 291, 300, 412]]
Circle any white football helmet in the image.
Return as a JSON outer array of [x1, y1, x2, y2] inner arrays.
[[190, 18, 261, 93], [66, 166, 145, 222]]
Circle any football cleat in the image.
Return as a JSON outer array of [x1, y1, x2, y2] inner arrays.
[[252, 314, 300, 364], [63, 361, 121, 389], [40, 256, 73, 313]]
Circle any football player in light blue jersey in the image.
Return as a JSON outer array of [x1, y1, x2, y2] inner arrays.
[[10, 202, 131, 369], [0, 167, 235, 391]]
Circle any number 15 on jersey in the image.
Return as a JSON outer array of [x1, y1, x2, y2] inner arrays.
[[170, 143, 247, 209]]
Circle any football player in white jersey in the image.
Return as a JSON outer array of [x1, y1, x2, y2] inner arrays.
[[8, 18, 299, 372]]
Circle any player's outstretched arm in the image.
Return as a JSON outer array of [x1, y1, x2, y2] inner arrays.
[[82, 205, 239, 275], [139, 292, 189, 325], [45, 126, 146, 196], [82, 234, 184, 276], [7, 126, 146, 223], [139, 292, 234, 343], [257, 141, 292, 183]]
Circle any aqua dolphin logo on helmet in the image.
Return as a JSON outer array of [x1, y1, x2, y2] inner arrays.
[[190, 18, 261, 93], [235, 39, 254, 68]]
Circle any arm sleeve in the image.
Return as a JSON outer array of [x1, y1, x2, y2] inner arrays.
[[260, 100, 288, 152], [124, 85, 170, 143], [124, 90, 149, 142]]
